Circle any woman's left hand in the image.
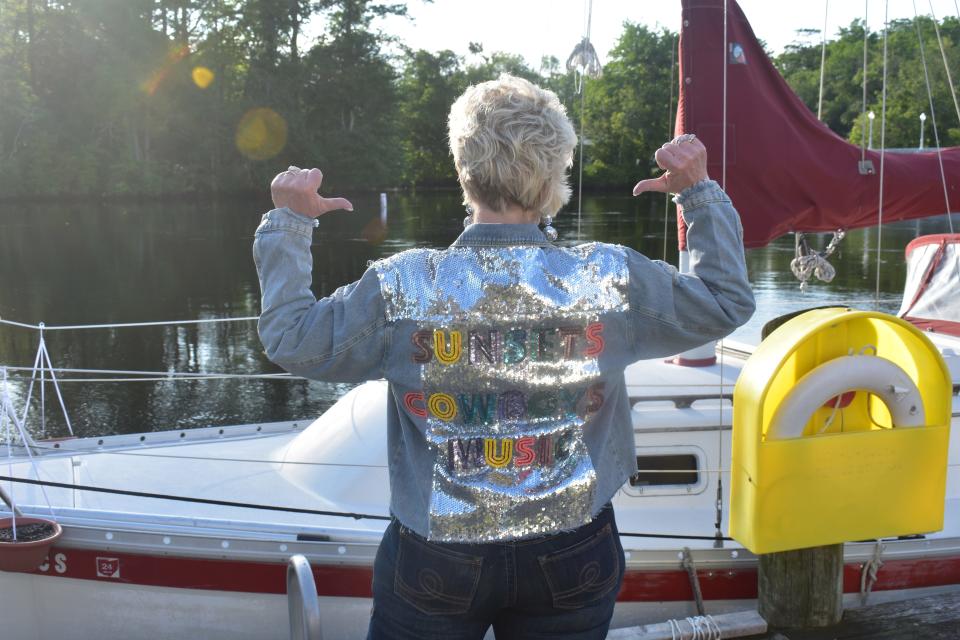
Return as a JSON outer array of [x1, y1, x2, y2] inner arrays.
[[271, 166, 354, 218]]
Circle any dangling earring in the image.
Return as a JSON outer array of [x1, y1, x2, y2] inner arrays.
[[463, 205, 474, 229], [540, 214, 558, 241]]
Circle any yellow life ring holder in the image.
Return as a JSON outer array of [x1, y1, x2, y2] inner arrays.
[[766, 354, 926, 440], [731, 308, 950, 553]]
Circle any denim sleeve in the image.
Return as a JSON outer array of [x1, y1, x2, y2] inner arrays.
[[625, 180, 755, 359], [253, 207, 387, 382]]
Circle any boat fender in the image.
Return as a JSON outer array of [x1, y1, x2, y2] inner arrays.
[[767, 355, 925, 439]]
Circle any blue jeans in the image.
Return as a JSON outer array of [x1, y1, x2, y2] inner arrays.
[[366, 504, 625, 639]]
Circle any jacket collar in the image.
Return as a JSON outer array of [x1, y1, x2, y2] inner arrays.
[[450, 223, 553, 248]]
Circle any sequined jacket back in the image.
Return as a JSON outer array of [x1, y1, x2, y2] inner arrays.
[[254, 180, 755, 542]]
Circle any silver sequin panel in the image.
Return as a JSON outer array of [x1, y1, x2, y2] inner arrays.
[[375, 244, 629, 323], [375, 244, 629, 541]]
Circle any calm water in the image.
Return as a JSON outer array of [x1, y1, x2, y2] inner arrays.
[[0, 192, 954, 438]]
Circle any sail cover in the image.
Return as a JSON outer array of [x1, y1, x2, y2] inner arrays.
[[899, 234, 960, 336], [677, 0, 960, 248]]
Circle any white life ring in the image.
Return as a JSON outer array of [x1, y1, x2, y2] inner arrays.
[[767, 355, 925, 440]]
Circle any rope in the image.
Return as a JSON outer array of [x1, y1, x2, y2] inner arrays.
[[670, 618, 681, 640], [0, 316, 259, 331], [682, 547, 706, 615], [913, 2, 955, 234], [790, 230, 846, 291], [817, 392, 845, 434], [665, 615, 724, 639], [860, 541, 885, 605]]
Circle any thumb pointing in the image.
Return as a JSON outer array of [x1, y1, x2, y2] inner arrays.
[[632, 175, 669, 195], [324, 197, 354, 212]]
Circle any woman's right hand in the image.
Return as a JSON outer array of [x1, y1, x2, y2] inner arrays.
[[632, 135, 709, 195], [270, 166, 353, 218]]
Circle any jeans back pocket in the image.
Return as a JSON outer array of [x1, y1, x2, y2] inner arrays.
[[537, 523, 622, 610], [393, 528, 484, 616]]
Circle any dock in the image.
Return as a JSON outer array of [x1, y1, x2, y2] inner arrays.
[[753, 590, 960, 640], [607, 590, 960, 640]]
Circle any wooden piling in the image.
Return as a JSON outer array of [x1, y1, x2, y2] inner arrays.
[[758, 543, 844, 628]]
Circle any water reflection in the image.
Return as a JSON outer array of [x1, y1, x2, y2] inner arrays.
[[0, 193, 953, 438]]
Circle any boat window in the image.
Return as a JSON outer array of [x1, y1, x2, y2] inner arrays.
[[630, 454, 699, 487]]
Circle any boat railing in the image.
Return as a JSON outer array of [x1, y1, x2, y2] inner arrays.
[[629, 393, 733, 409], [287, 554, 323, 640], [1, 314, 747, 443], [0, 315, 289, 439]]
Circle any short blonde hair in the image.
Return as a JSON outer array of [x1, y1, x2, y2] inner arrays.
[[448, 75, 577, 217]]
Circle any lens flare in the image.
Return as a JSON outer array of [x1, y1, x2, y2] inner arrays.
[[235, 108, 288, 160], [191, 66, 215, 89], [142, 45, 190, 96]]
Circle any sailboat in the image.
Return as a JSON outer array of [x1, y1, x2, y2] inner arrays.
[[1, 1, 958, 638]]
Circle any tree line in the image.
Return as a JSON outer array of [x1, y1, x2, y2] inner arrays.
[[0, 0, 957, 199]]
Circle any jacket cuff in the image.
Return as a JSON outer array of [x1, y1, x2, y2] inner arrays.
[[673, 180, 729, 212], [256, 207, 319, 238]]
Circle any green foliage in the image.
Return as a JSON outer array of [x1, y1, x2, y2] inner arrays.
[[0, 2, 957, 198], [579, 23, 676, 187], [775, 17, 960, 149], [396, 49, 462, 187]]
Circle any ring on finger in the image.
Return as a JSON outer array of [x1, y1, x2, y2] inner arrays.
[[672, 133, 697, 144]]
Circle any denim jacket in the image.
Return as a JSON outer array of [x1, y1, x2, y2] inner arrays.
[[254, 180, 755, 542]]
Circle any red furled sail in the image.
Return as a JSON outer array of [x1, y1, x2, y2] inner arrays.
[[677, 0, 960, 248]]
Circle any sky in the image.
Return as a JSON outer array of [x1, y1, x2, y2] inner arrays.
[[355, 0, 960, 67]]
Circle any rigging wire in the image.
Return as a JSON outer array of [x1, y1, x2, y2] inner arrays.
[[2, 371, 56, 519], [0, 316, 259, 331], [818, 0, 830, 120], [912, 0, 955, 234], [861, 0, 870, 163], [2, 365, 293, 380], [875, 0, 890, 309], [567, 0, 600, 241], [577, 90, 585, 241], [664, 35, 678, 262], [0, 474, 736, 541], [5, 375, 292, 384], [926, 1, 959, 235], [714, 0, 730, 547], [721, 1, 728, 192], [928, 1, 960, 132], [0, 474, 391, 522]]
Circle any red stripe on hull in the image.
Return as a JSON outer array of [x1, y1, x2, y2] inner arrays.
[[22, 546, 960, 602], [29, 546, 372, 597]]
